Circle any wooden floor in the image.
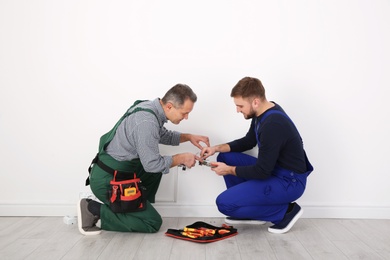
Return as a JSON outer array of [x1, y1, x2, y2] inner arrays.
[[0, 217, 389, 260]]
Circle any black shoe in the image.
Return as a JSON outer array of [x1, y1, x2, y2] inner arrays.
[[268, 202, 303, 234]]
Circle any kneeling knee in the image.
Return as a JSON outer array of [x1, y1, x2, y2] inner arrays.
[[216, 195, 231, 215], [148, 215, 163, 233]]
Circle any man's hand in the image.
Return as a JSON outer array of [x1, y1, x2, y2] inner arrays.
[[200, 144, 230, 159], [188, 134, 210, 150], [210, 162, 236, 176], [172, 153, 201, 169], [200, 146, 217, 159]]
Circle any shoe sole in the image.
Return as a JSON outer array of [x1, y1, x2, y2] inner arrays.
[[268, 208, 303, 234], [225, 218, 266, 225], [77, 199, 102, 236]]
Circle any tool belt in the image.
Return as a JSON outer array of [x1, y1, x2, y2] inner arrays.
[[165, 221, 238, 243], [86, 154, 135, 185], [108, 171, 147, 213], [87, 154, 147, 213]]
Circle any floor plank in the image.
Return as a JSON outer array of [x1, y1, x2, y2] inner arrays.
[[232, 224, 277, 260], [0, 217, 389, 260], [97, 232, 145, 260], [0, 217, 44, 251], [293, 219, 348, 260]]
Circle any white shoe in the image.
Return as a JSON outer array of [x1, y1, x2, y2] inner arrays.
[[225, 217, 266, 225]]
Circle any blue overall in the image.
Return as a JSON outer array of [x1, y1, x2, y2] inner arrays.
[[215, 110, 314, 224]]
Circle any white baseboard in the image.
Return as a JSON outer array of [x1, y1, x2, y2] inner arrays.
[[1, 203, 390, 219]]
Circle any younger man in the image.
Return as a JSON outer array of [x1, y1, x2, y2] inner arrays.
[[201, 77, 313, 234]]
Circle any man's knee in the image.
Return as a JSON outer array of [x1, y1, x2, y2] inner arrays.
[[217, 152, 228, 163], [216, 193, 232, 214], [147, 214, 163, 233]]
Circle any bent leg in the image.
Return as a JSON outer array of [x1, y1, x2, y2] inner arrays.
[[216, 172, 307, 223], [90, 165, 162, 233], [100, 201, 162, 233]]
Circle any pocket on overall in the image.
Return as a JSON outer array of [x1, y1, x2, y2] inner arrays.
[[108, 172, 147, 213]]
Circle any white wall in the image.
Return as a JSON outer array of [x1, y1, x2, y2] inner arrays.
[[1, 0, 389, 219]]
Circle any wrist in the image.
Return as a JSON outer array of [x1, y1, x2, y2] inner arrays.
[[230, 166, 236, 176], [172, 154, 184, 166]]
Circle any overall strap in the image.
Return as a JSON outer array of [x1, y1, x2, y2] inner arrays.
[[86, 100, 159, 186], [98, 100, 160, 153], [255, 110, 295, 145], [259, 110, 291, 124], [255, 110, 314, 174]]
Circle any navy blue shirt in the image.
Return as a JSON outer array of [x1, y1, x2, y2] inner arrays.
[[228, 102, 308, 179]]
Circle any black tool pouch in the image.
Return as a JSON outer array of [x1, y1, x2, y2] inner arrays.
[[108, 171, 147, 213], [165, 221, 238, 243]]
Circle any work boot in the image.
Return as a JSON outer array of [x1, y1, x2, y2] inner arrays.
[[77, 198, 101, 235]]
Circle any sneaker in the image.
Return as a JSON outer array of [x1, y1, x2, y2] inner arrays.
[[77, 199, 102, 235], [225, 217, 266, 225], [268, 202, 303, 234]]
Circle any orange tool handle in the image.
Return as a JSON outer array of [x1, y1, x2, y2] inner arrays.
[[181, 231, 200, 239], [218, 229, 231, 235]]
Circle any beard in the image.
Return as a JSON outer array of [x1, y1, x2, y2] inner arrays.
[[243, 107, 257, 119]]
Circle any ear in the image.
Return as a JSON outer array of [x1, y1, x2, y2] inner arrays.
[[252, 98, 260, 107], [166, 102, 173, 110]]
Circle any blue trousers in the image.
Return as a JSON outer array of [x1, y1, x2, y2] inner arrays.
[[216, 152, 310, 224]]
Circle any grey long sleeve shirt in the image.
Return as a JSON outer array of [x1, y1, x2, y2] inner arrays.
[[105, 98, 181, 174]]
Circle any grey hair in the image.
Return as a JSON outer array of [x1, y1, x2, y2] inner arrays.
[[161, 84, 197, 108]]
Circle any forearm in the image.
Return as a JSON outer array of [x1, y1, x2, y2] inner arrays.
[[160, 128, 181, 145], [213, 143, 231, 153], [179, 133, 191, 143], [171, 154, 185, 167], [225, 165, 237, 176]]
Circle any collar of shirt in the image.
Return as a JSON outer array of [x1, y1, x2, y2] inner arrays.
[[152, 98, 168, 125]]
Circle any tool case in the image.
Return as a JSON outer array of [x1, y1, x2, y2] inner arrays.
[[165, 221, 238, 243]]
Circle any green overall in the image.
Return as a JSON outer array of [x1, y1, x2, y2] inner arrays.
[[89, 101, 163, 233]]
